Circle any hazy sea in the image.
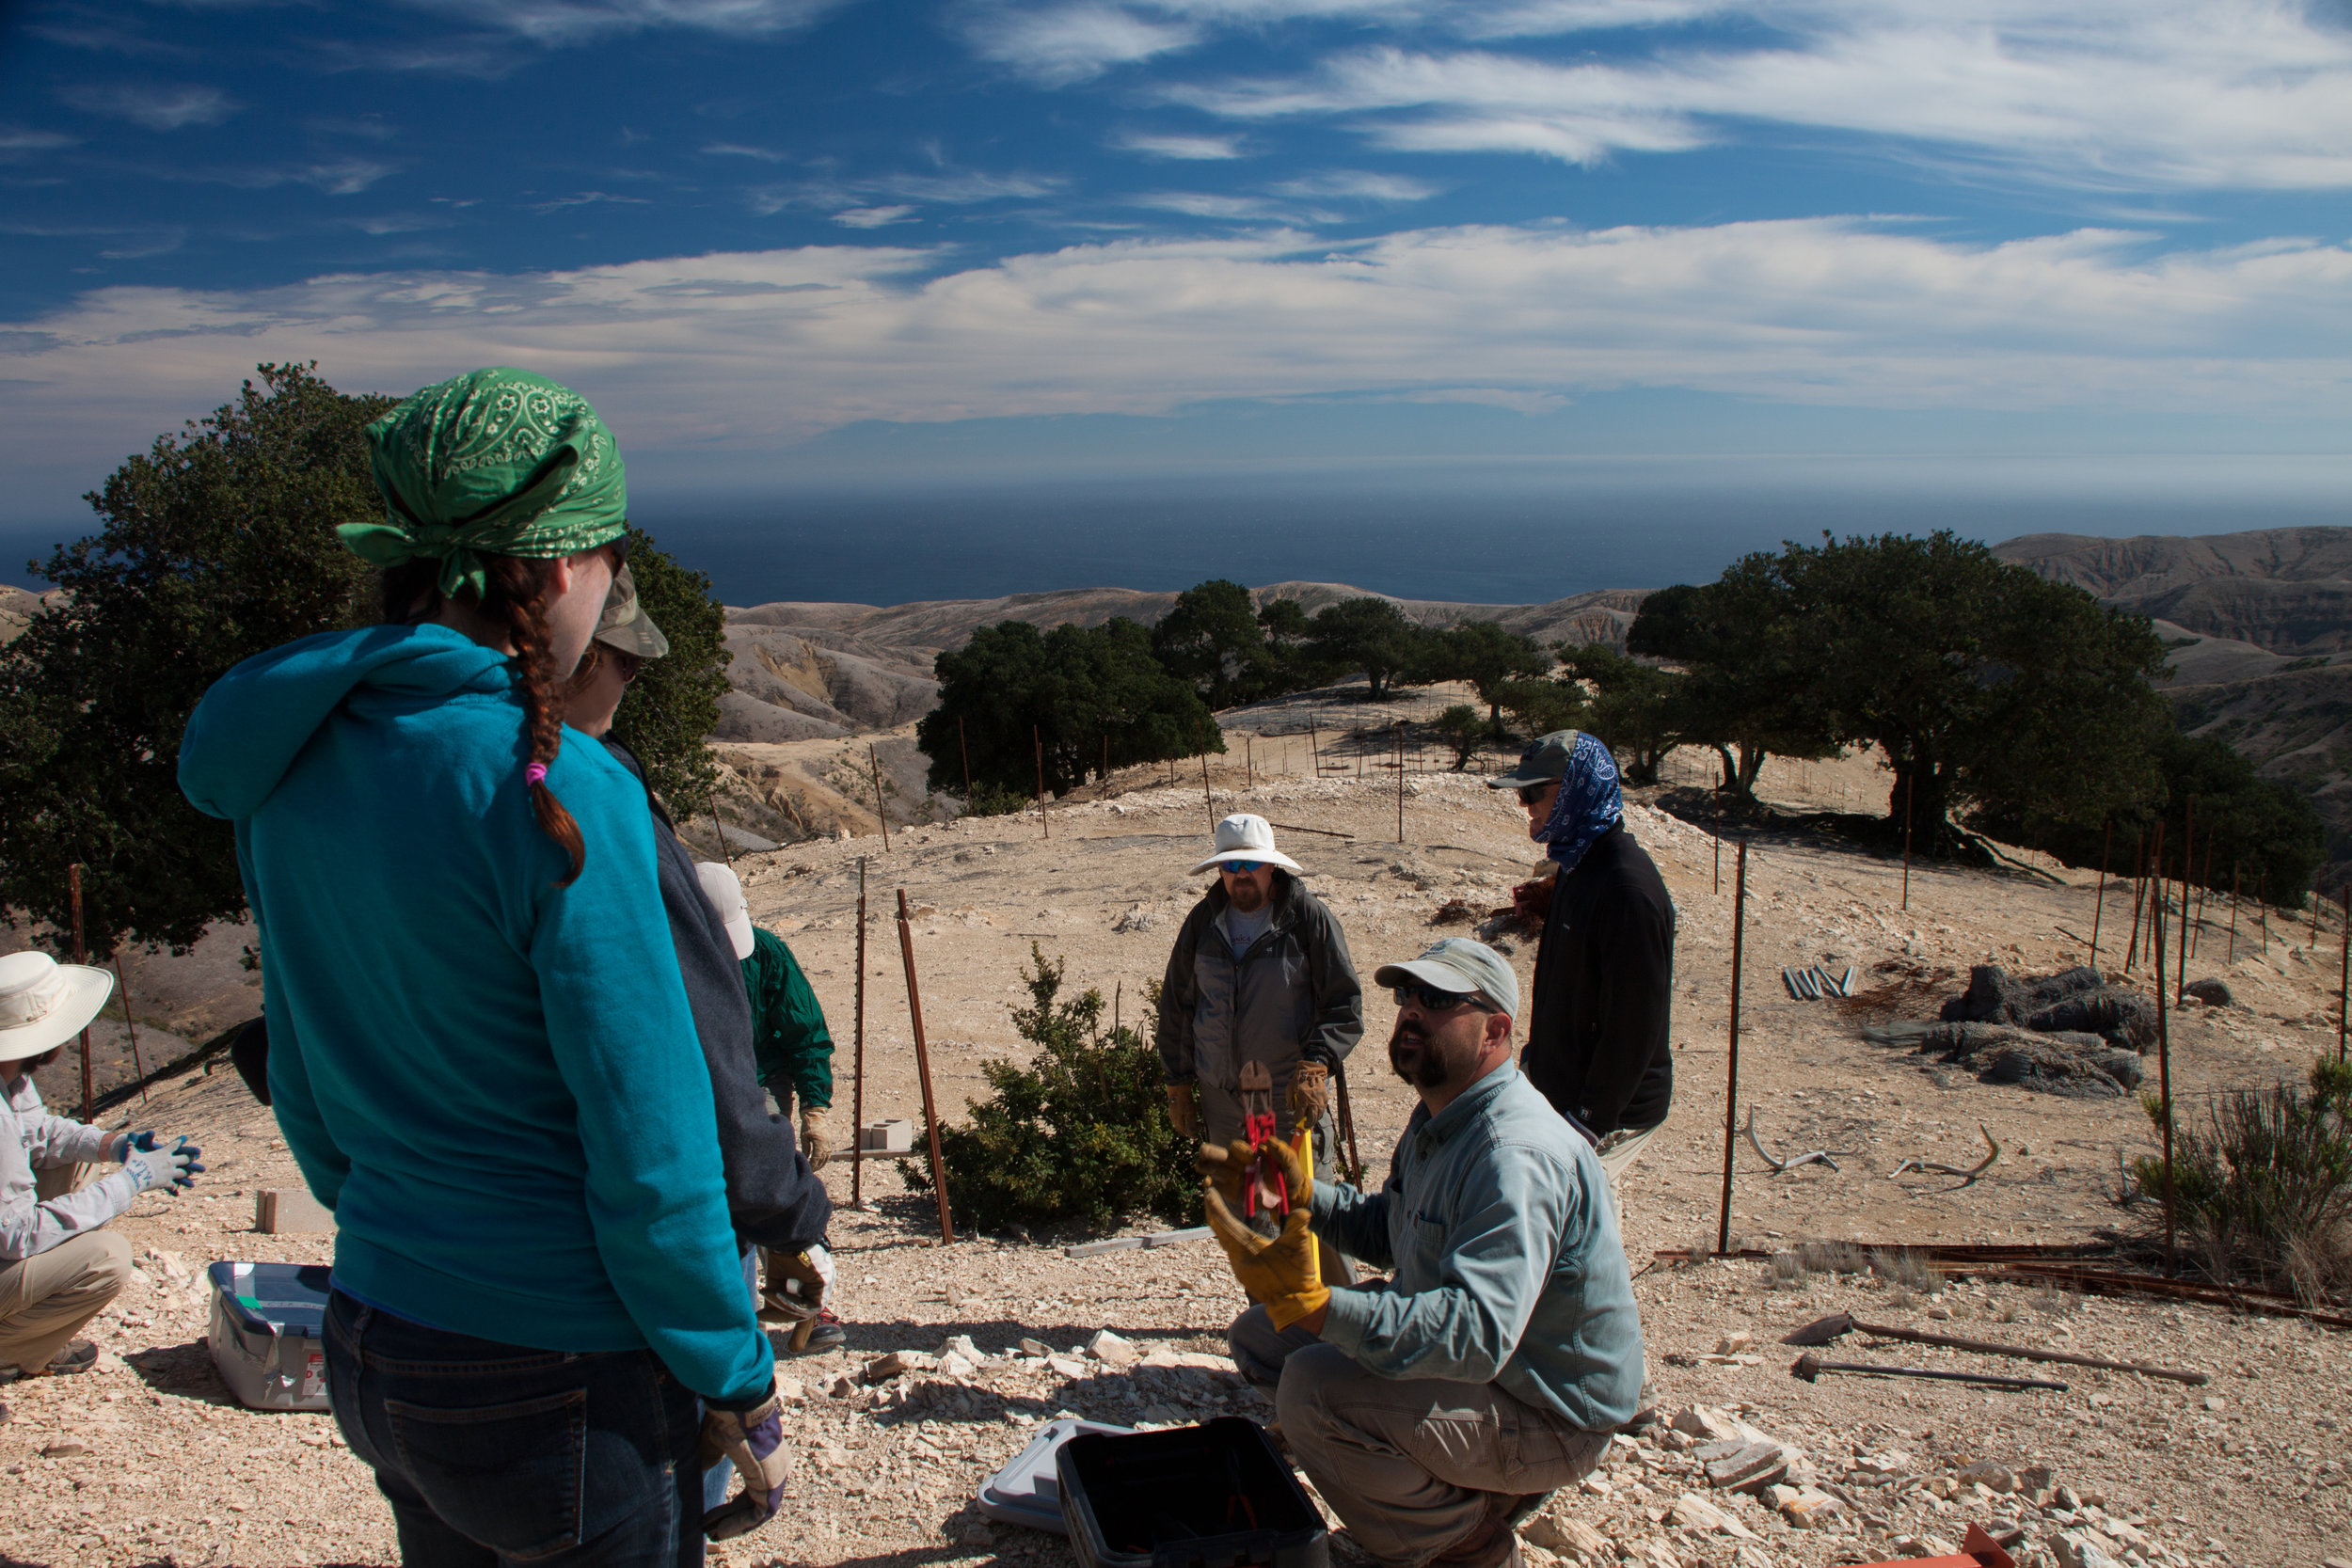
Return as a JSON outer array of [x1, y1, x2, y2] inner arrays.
[[8, 453, 2347, 608]]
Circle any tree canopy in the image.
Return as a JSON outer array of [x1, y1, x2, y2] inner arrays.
[[1628, 576, 1839, 798], [1307, 596, 1427, 700], [0, 364, 736, 958], [918, 617, 1220, 800], [1429, 620, 1552, 726], [1150, 578, 1271, 710]]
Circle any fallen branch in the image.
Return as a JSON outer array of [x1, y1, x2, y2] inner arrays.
[[1891, 1122, 2000, 1184], [1742, 1107, 1845, 1173]]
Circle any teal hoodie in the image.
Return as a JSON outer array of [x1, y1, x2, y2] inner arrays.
[[180, 623, 771, 1405]]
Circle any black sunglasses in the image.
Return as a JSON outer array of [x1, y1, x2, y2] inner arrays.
[[1517, 783, 1556, 806], [1391, 983, 1495, 1014]]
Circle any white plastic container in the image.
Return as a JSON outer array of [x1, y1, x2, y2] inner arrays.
[[205, 1261, 331, 1412]]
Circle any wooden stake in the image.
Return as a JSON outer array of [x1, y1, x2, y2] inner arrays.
[[2125, 831, 2147, 974], [1395, 721, 1406, 844], [1033, 728, 1048, 840], [2090, 818, 2111, 967], [2176, 797, 2193, 990], [868, 743, 892, 852], [1717, 839, 1750, 1258], [851, 857, 867, 1208], [896, 889, 955, 1245], [68, 863, 93, 1120], [2151, 819, 2174, 1276]]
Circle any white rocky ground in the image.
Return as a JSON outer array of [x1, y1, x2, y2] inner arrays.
[[0, 741, 2345, 1568]]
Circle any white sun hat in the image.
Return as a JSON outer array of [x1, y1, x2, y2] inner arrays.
[[0, 951, 115, 1061], [694, 861, 756, 961], [1190, 814, 1304, 877]]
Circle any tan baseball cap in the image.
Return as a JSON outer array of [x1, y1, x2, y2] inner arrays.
[[593, 563, 669, 661]]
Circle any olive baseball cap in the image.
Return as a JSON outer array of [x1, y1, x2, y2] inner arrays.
[[1486, 729, 1579, 792], [1374, 937, 1520, 1020], [593, 563, 670, 661]]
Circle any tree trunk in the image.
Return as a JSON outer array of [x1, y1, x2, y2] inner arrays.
[[1712, 744, 1738, 791], [1737, 744, 1768, 796]]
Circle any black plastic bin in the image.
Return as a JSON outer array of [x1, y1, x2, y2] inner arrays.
[[1057, 1417, 1329, 1568]]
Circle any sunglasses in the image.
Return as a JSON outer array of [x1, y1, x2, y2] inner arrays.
[[1391, 983, 1495, 1014], [1517, 784, 1557, 807], [577, 645, 643, 684], [1219, 860, 1267, 874]]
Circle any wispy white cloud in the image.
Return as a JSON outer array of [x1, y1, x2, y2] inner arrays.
[[56, 82, 239, 132], [3, 220, 2346, 502], [397, 0, 855, 46], [1269, 169, 1439, 199], [745, 166, 1065, 215], [833, 204, 917, 226], [1110, 129, 1249, 160], [529, 190, 653, 213], [956, 2, 1202, 85], [0, 128, 78, 161]]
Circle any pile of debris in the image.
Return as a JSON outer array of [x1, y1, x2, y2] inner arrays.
[[1861, 966, 2153, 1098]]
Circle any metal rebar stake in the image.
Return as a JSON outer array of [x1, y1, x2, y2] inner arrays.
[[897, 888, 955, 1245], [1717, 839, 1750, 1258]]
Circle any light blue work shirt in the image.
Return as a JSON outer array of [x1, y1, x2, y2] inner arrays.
[[1311, 1064, 1645, 1431]]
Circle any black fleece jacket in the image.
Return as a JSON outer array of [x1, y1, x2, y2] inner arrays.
[[604, 738, 831, 1252], [1522, 821, 1677, 1136]]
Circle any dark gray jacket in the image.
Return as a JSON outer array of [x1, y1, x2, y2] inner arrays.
[[1156, 872, 1361, 1092], [604, 738, 831, 1252]]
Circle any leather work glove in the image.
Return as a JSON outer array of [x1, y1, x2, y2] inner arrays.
[[1194, 1138, 1254, 1212], [798, 1109, 832, 1171], [1287, 1062, 1331, 1124], [698, 1385, 789, 1540], [1203, 1184, 1328, 1330], [1510, 873, 1557, 926], [764, 1243, 834, 1320], [1165, 1083, 1199, 1138], [123, 1137, 201, 1194]]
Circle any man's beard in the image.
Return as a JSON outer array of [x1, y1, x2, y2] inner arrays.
[[1389, 1021, 1462, 1090], [1227, 877, 1268, 913]]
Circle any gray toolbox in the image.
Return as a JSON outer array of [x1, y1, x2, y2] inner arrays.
[[206, 1261, 332, 1412]]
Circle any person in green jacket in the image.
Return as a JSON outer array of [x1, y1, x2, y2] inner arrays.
[[695, 864, 836, 1170]]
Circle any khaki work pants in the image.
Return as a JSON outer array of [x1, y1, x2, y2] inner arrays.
[[0, 1230, 131, 1374], [1594, 1117, 1662, 1193], [1232, 1305, 1609, 1567]]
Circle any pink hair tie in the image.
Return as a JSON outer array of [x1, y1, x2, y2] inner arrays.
[[525, 763, 548, 786]]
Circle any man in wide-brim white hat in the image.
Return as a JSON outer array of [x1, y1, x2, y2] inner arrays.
[[0, 951, 201, 1378], [1155, 815, 1362, 1280]]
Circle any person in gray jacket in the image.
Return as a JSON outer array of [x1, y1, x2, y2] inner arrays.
[[1206, 938, 1642, 1568], [0, 953, 201, 1380], [1156, 813, 1361, 1181]]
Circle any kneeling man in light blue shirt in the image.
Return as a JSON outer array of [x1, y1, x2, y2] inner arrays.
[[1204, 938, 1644, 1568]]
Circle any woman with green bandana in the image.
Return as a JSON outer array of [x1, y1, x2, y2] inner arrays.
[[179, 369, 787, 1567]]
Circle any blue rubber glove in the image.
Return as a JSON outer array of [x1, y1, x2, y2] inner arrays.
[[110, 1130, 159, 1162], [698, 1385, 788, 1540], [124, 1137, 202, 1193]]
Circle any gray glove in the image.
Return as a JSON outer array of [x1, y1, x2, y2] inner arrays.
[[124, 1137, 200, 1194], [698, 1385, 789, 1540]]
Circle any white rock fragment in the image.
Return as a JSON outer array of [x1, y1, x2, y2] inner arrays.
[[1089, 1329, 1138, 1367]]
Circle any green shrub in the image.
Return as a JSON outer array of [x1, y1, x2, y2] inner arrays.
[[901, 945, 1201, 1233], [2133, 1056, 2352, 1303], [962, 782, 1035, 818]]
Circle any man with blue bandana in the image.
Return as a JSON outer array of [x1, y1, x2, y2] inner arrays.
[[1487, 732, 1676, 1188]]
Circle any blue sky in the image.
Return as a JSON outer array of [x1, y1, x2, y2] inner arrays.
[[3, 0, 2349, 562]]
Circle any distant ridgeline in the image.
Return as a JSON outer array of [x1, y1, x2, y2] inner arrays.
[[1996, 528, 2352, 879]]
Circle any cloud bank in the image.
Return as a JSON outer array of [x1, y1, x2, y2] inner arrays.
[[2, 218, 2347, 505]]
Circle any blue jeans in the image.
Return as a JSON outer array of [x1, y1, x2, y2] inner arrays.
[[325, 1290, 704, 1568]]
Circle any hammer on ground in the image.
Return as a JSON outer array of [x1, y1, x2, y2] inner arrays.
[[1790, 1352, 2067, 1392], [1783, 1310, 2208, 1386]]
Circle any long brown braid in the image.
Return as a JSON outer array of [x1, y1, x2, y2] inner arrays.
[[381, 553, 587, 885]]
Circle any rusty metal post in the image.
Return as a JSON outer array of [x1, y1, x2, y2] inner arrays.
[[2228, 862, 2241, 963], [1717, 839, 1750, 1257], [1900, 773, 1913, 911], [2176, 798, 2193, 990], [2152, 825, 2174, 1276], [1200, 750, 1215, 831], [2340, 885, 2349, 1066], [851, 857, 867, 1208], [896, 889, 955, 1245], [112, 958, 147, 1105], [2125, 831, 2147, 973], [868, 743, 891, 852], [2090, 818, 2111, 967], [958, 715, 972, 802], [1396, 721, 1406, 844], [68, 863, 93, 1120], [2197, 835, 2216, 958], [2258, 872, 2268, 956]]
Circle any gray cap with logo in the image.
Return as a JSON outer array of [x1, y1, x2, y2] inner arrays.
[[1486, 729, 1580, 792], [593, 563, 670, 661], [1374, 937, 1520, 1020]]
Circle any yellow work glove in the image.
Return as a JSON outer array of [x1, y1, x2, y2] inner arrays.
[[1204, 1185, 1328, 1329], [1166, 1084, 1200, 1138]]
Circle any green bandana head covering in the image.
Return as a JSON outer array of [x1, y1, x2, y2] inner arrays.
[[342, 367, 628, 599]]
